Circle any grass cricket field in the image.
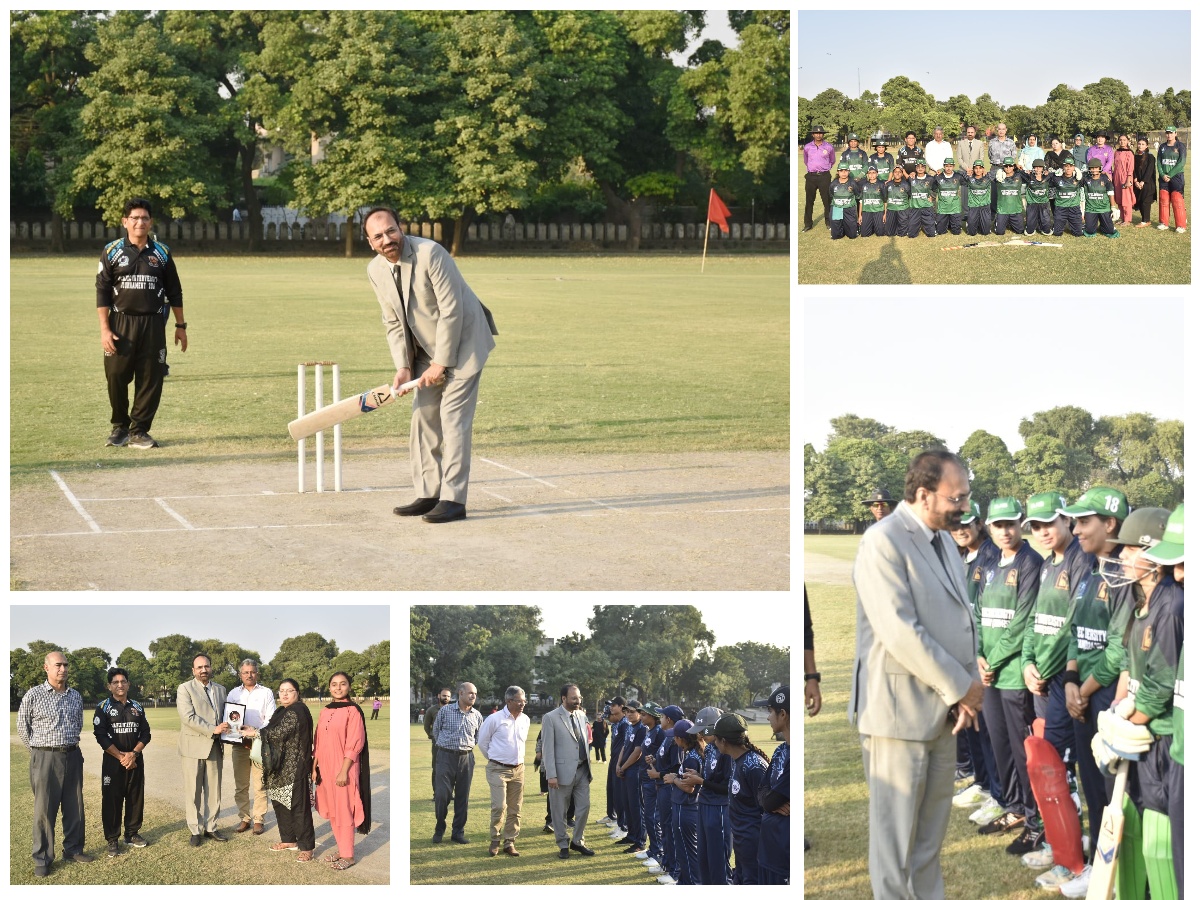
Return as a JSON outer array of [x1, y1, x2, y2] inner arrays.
[[9, 253, 789, 590], [408, 720, 784, 884], [804, 535, 1091, 899], [798, 158, 1191, 284], [9, 703, 389, 885]]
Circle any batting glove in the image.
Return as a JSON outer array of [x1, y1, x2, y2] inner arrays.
[[1114, 696, 1136, 720], [1097, 710, 1153, 756], [1091, 732, 1122, 774]]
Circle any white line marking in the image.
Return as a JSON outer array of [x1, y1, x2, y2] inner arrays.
[[481, 488, 516, 504], [479, 457, 559, 487], [13, 523, 348, 539], [78, 486, 409, 501], [49, 471, 102, 533], [155, 498, 196, 530], [644, 507, 789, 514]]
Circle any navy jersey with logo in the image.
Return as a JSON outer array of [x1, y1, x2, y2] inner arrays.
[[611, 717, 629, 757], [93, 697, 152, 754], [897, 143, 924, 175], [673, 746, 704, 806], [639, 724, 666, 780], [653, 728, 681, 777], [95, 238, 182, 316], [624, 720, 648, 767], [757, 742, 790, 875], [728, 750, 769, 843], [698, 741, 731, 805]]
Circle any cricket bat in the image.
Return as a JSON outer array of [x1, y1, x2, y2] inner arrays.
[[1086, 758, 1130, 900], [287, 380, 419, 441]]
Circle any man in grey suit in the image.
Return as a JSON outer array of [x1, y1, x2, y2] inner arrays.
[[849, 450, 985, 900], [541, 684, 595, 860], [363, 207, 499, 524], [176, 654, 230, 846]]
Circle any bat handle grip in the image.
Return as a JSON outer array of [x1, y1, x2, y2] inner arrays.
[[392, 379, 421, 397]]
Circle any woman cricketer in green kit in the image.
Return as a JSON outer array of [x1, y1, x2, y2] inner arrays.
[[857, 165, 887, 236]]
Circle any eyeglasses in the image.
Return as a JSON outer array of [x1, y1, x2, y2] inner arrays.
[[125, 216, 151, 223], [935, 491, 972, 505]]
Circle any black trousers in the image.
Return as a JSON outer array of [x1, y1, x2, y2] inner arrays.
[[1085, 210, 1116, 235], [434, 749, 474, 837], [430, 743, 439, 797], [803, 171, 832, 228], [1053, 205, 1084, 237], [100, 754, 144, 842], [965, 206, 993, 235], [1024, 204, 1052, 234], [593, 743, 606, 762], [104, 311, 167, 433], [608, 752, 624, 825], [272, 790, 315, 851], [987, 686, 1037, 820]]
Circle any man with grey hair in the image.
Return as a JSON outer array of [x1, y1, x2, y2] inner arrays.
[[18, 651, 92, 876], [226, 658, 276, 834], [925, 126, 954, 174], [431, 681, 483, 843], [478, 686, 531, 856]]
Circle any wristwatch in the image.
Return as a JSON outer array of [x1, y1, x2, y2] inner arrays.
[[804, 672, 821, 683]]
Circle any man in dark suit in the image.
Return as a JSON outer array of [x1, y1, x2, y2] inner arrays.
[[849, 450, 985, 899], [542, 684, 595, 859], [176, 654, 230, 846], [363, 208, 499, 524]]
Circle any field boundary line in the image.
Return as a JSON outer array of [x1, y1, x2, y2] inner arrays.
[[49, 470, 101, 533], [155, 498, 196, 530], [479, 456, 626, 513], [13, 522, 348, 539]]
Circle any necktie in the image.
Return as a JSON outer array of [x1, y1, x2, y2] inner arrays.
[[391, 265, 417, 362], [569, 711, 592, 780], [931, 534, 953, 581], [204, 684, 215, 715]]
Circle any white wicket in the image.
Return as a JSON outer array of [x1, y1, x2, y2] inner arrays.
[[297, 361, 342, 493]]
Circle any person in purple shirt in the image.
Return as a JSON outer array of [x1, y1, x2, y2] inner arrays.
[[802, 126, 837, 232], [1085, 130, 1114, 177]]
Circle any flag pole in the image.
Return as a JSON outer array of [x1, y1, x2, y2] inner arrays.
[[701, 216, 711, 273]]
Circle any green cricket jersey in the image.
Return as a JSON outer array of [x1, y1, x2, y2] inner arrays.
[[908, 174, 936, 208], [884, 179, 911, 211], [1067, 559, 1134, 685], [995, 172, 1025, 214], [977, 541, 1043, 690], [828, 178, 860, 220], [1083, 174, 1115, 213], [859, 180, 886, 214], [1127, 576, 1184, 736], [1021, 537, 1092, 679], [841, 148, 869, 180], [966, 173, 994, 208], [870, 152, 895, 179], [934, 171, 966, 213], [1024, 174, 1052, 205], [1171, 652, 1184, 764], [1050, 174, 1084, 208], [1157, 141, 1185, 179]]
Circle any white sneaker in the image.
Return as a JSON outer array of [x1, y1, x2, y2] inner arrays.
[[969, 799, 1004, 825], [952, 784, 988, 807], [1177, 227, 1187, 233], [635, 850, 650, 859], [1058, 864, 1092, 898], [642, 857, 659, 867], [610, 829, 627, 839], [597, 816, 614, 826], [657, 875, 676, 885], [1157, 223, 1169, 230], [647, 866, 664, 875], [1022, 842, 1054, 868], [1034, 864, 1076, 889]]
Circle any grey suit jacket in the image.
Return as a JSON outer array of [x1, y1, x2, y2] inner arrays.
[[176, 678, 227, 760], [367, 235, 498, 379], [541, 705, 589, 785], [955, 138, 986, 172], [848, 502, 978, 742]]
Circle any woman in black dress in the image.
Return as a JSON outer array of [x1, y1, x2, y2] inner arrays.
[[1132, 135, 1158, 226]]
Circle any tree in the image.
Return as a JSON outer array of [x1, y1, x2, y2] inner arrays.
[[10, 642, 67, 705], [974, 93, 1003, 132], [1013, 433, 1073, 495], [67, 646, 112, 702], [115, 648, 152, 700], [481, 631, 539, 701], [698, 647, 751, 709], [728, 641, 791, 696], [329, 650, 370, 696], [878, 76, 935, 137], [1092, 414, 1184, 507], [1019, 406, 1098, 491], [270, 632, 339, 696], [410, 608, 435, 699], [148, 633, 201, 691], [587, 606, 713, 701], [828, 413, 891, 443], [363, 640, 390, 695], [881, 429, 947, 458], [959, 429, 1020, 510], [535, 641, 614, 713]]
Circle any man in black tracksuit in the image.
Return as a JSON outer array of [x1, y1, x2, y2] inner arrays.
[[96, 198, 188, 449], [92, 667, 152, 855]]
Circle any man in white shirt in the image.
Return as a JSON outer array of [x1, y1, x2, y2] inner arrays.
[[477, 686, 531, 857], [226, 659, 276, 835], [925, 126, 954, 174]]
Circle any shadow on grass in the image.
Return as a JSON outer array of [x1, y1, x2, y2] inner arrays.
[[858, 236, 913, 284]]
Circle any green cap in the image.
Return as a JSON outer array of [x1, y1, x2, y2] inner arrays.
[[1088, 158, 1102, 169], [961, 499, 983, 525], [972, 160, 985, 168], [837, 161, 849, 170], [867, 163, 878, 171], [1003, 157, 1015, 165], [640, 702, 662, 719], [874, 137, 887, 146], [1063, 486, 1129, 520], [1062, 157, 1075, 167], [1143, 503, 1184, 565], [847, 133, 859, 141], [986, 496, 1022, 524], [944, 157, 955, 164], [1032, 158, 1045, 168], [1024, 491, 1068, 524], [915, 159, 926, 167], [1166, 126, 1177, 133]]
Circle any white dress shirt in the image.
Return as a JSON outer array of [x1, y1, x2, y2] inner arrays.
[[226, 683, 277, 730], [477, 706, 531, 766], [925, 139, 954, 170]]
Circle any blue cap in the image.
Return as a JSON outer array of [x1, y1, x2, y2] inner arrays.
[[660, 705, 685, 723], [672, 720, 694, 739]]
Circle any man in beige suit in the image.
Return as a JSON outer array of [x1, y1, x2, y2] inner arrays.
[[363, 208, 499, 524], [541, 684, 595, 860], [849, 450, 985, 900], [176, 654, 230, 846]]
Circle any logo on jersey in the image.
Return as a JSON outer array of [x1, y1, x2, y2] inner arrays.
[[710, 757, 718, 772], [116, 255, 129, 268], [103, 775, 111, 786], [973, 568, 982, 582], [986, 570, 996, 585], [147, 255, 160, 267], [1098, 582, 1109, 600], [109, 706, 119, 717], [731, 778, 741, 796], [1141, 626, 1153, 652], [94, 715, 101, 726], [158, 349, 166, 364], [1005, 569, 1018, 587], [643, 737, 652, 747], [1056, 571, 1070, 591], [130, 707, 139, 717], [1041, 569, 1049, 583]]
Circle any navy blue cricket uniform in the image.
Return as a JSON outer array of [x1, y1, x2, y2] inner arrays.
[[639, 724, 667, 862], [697, 741, 733, 884], [621, 719, 649, 847], [729, 749, 769, 884], [828, 178, 861, 240], [672, 747, 703, 885], [757, 742, 790, 885], [1050, 173, 1085, 237], [653, 734, 681, 877], [93, 696, 152, 843], [609, 717, 629, 828]]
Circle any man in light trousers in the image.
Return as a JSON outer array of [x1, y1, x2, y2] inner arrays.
[[478, 686, 531, 857]]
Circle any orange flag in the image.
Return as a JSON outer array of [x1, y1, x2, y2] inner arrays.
[[707, 189, 731, 234]]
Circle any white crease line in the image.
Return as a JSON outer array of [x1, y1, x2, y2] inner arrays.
[[155, 498, 196, 530], [479, 457, 625, 513], [78, 486, 409, 501], [49, 470, 102, 533], [13, 523, 349, 539], [480, 488, 516, 504], [643, 507, 789, 514]]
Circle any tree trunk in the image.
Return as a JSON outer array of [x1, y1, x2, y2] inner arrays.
[[50, 210, 65, 254], [344, 214, 355, 258], [239, 140, 261, 252], [600, 182, 642, 250], [450, 208, 474, 257]]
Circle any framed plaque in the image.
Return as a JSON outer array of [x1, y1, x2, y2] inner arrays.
[[221, 701, 248, 743]]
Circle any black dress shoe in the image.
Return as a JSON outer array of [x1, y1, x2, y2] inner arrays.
[[431, 832, 444, 844], [801, 225, 813, 233], [451, 834, 470, 844], [613, 836, 634, 845], [558, 847, 570, 859], [189, 834, 203, 847], [623, 843, 644, 853], [205, 831, 228, 843], [567, 819, 575, 827], [542, 825, 554, 834], [570, 842, 595, 857], [394, 497, 440, 516], [423, 500, 466, 523]]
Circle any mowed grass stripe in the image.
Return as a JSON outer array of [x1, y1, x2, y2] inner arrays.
[[409, 721, 782, 885], [10, 255, 788, 485]]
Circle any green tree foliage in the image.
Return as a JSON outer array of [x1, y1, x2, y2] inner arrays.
[[958, 430, 1022, 511], [587, 605, 714, 702], [269, 632, 339, 696], [534, 641, 615, 714], [363, 640, 391, 695], [729, 641, 791, 696], [10, 642, 67, 706], [115, 648, 152, 700]]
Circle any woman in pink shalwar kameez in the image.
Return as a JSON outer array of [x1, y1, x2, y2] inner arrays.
[[1113, 134, 1137, 225], [313, 672, 371, 870]]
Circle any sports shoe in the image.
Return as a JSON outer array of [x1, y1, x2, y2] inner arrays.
[[107, 840, 121, 858], [642, 857, 658, 867], [968, 799, 1004, 825], [1006, 824, 1045, 855], [978, 811, 1024, 835], [955, 765, 973, 781], [952, 783, 988, 807], [635, 850, 650, 859], [1177, 227, 1187, 234], [106, 426, 129, 447], [597, 816, 615, 826], [1082, 231, 1095, 238], [1058, 865, 1092, 898], [1021, 842, 1054, 868], [1157, 223, 1169, 230], [126, 834, 148, 848], [127, 431, 159, 449], [1034, 864, 1077, 889], [609, 829, 627, 840], [656, 874, 676, 884], [647, 865, 664, 875]]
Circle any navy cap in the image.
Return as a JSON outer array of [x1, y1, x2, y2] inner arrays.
[[672, 719, 694, 739], [767, 686, 790, 713], [624, 699, 641, 711], [660, 705, 685, 722]]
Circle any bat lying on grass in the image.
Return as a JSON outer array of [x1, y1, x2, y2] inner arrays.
[[288, 379, 419, 441], [942, 239, 1063, 250], [1086, 758, 1129, 900]]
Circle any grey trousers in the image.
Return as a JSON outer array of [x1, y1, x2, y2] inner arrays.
[[549, 766, 591, 849], [180, 749, 223, 834], [861, 727, 956, 900], [30, 746, 85, 866], [411, 365, 482, 504]]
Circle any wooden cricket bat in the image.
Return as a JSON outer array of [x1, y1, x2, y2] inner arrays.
[[287, 380, 419, 441], [1086, 758, 1130, 900]]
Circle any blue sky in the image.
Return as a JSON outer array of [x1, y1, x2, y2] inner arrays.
[[797, 11, 1190, 109]]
